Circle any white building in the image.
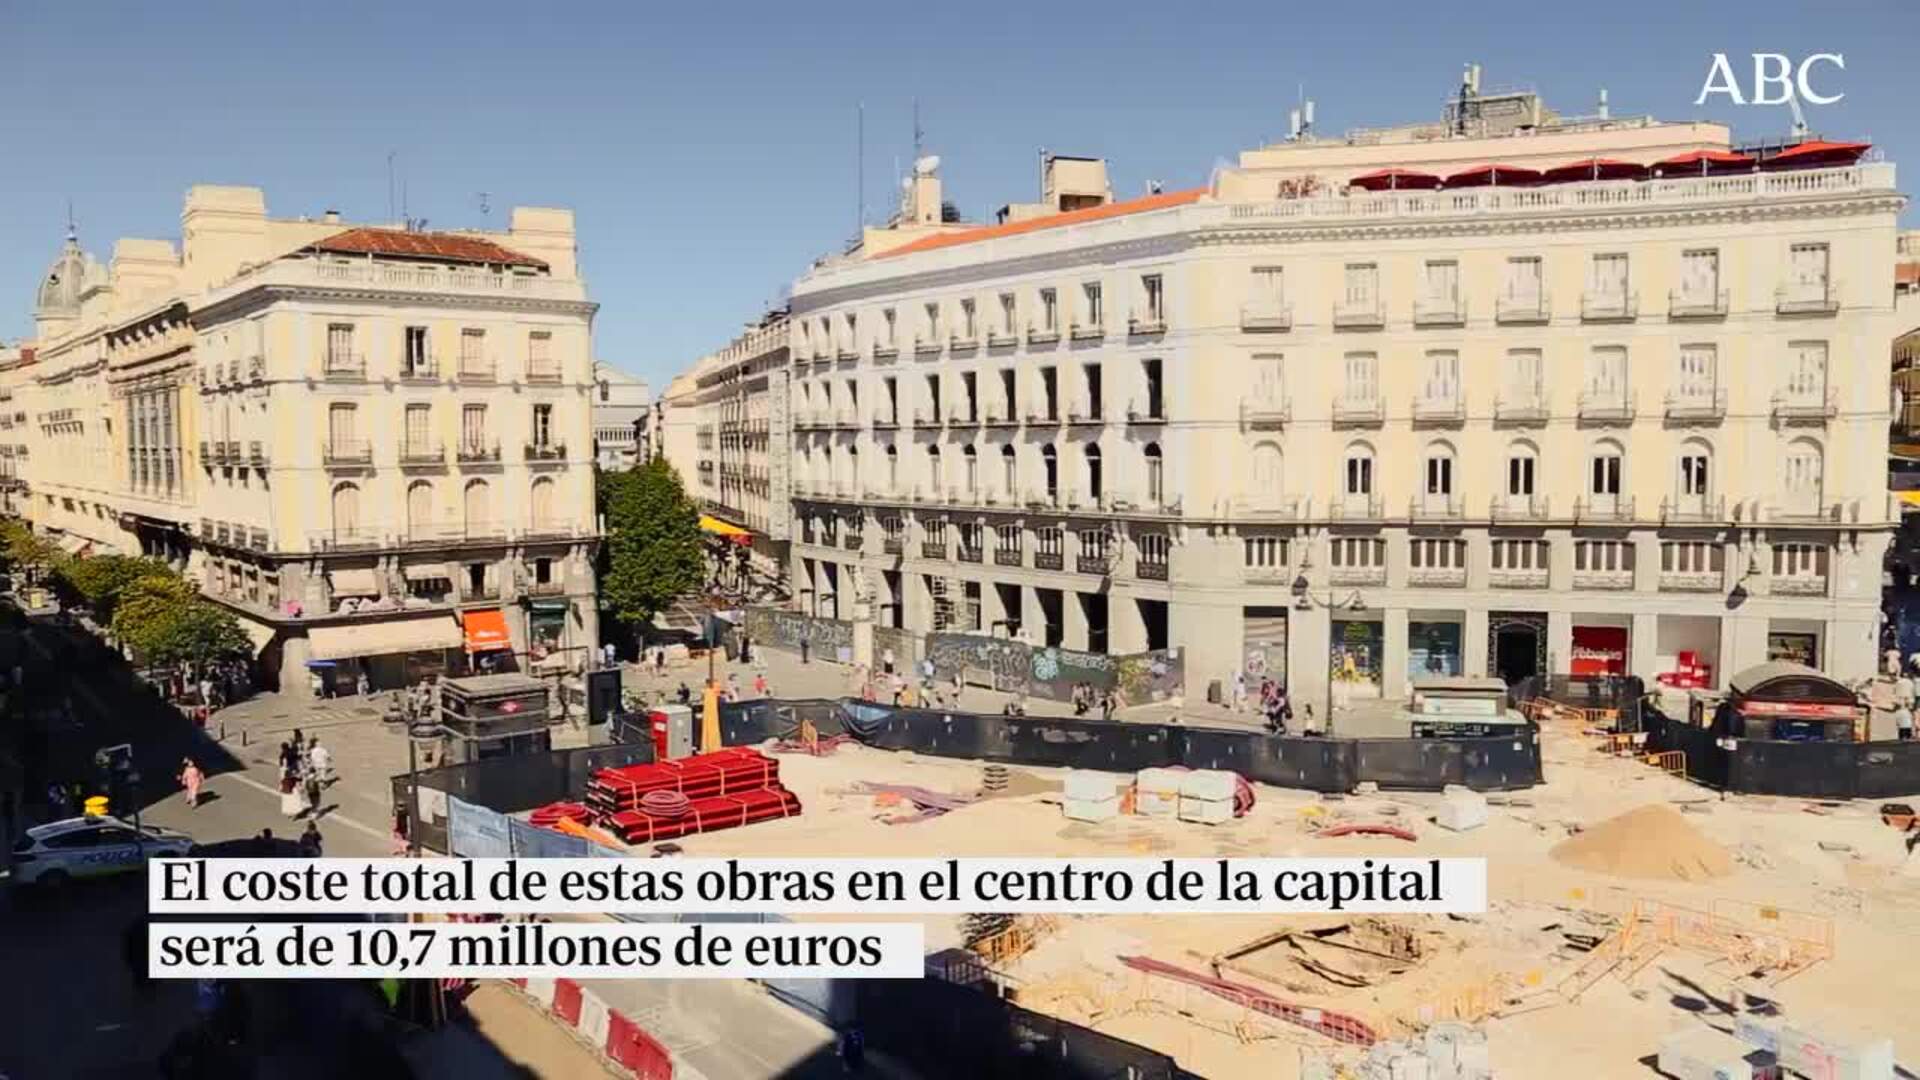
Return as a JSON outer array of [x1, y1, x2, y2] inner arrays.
[[592, 361, 651, 470]]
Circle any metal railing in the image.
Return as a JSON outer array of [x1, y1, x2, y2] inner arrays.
[[1668, 288, 1729, 318], [1240, 302, 1292, 332], [1331, 395, 1384, 426], [524, 441, 567, 461], [1580, 291, 1638, 321], [1332, 300, 1384, 328], [1775, 279, 1840, 315], [1574, 495, 1637, 522], [400, 441, 445, 465], [1329, 495, 1384, 521], [323, 439, 372, 465], [1494, 395, 1549, 425], [1490, 494, 1551, 521], [1409, 495, 1463, 521], [1494, 293, 1551, 324], [1771, 388, 1837, 422], [456, 440, 502, 463], [1412, 297, 1466, 326], [1576, 391, 1636, 424], [1410, 395, 1465, 424], [323, 351, 365, 379], [1665, 389, 1728, 422], [525, 359, 563, 383], [1127, 314, 1166, 336], [1240, 399, 1290, 427]]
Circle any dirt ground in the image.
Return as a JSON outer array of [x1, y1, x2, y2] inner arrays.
[[460, 983, 622, 1078]]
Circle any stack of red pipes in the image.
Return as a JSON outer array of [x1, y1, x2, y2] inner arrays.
[[589, 747, 802, 845], [528, 801, 591, 828]]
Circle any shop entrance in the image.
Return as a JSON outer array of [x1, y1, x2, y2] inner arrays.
[[1489, 611, 1547, 685]]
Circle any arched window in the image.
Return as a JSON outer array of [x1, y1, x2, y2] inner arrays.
[[530, 477, 556, 529], [1001, 444, 1017, 496], [819, 446, 834, 492], [331, 482, 361, 540], [1588, 438, 1624, 504], [926, 444, 942, 495], [1085, 443, 1103, 501], [1250, 441, 1283, 504], [884, 444, 898, 492], [1505, 440, 1539, 500], [463, 479, 491, 532], [1676, 437, 1712, 513], [406, 481, 434, 540], [1144, 442, 1164, 505], [1041, 444, 1059, 500], [963, 444, 978, 493], [846, 444, 859, 492], [1342, 442, 1374, 497], [1783, 437, 1824, 512], [1423, 440, 1456, 510]]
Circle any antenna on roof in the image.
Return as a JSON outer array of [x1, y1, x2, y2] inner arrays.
[[857, 101, 866, 234], [387, 152, 396, 224], [477, 192, 491, 218], [64, 198, 77, 242], [1597, 88, 1610, 121], [912, 98, 923, 162]]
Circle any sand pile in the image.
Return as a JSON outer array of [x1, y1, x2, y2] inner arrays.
[[1550, 804, 1734, 882]]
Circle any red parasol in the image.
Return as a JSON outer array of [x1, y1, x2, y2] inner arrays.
[[1347, 168, 1442, 192], [1652, 149, 1755, 176], [1442, 164, 1543, 188], [1541, 157, 1645, 183], [1763, 140, 1870, 168]]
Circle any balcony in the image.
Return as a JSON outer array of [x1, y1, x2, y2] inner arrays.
[[521, 519, 577, 540], [1489, 495, 1552, 521], [1660, 569, 1724, 593], [323, 352, 366, 380], [948, 334, 978, 352], [1125, 402, 1166, 425], [526, 578, 566, 597], [914, 337, 943, 358], [525, 441, 566, 463], [1408, 565, 1467, 588], [843, 532, 864, 551], [1490, 567, 1550, 589], [1332, 300, 1385, 329], [247, 355, 267, 382], [1412, 297, 1466, 328], [1034, 551, 1065, 572], [1137, 560, 1168, 582], [1576, 392, 1636, 425], [1771, 388, 1837, 424], [948, 409, 981, 429], [1573, 568, 1635, 590], [836, 346, 861, 362], [1069, 321, 1105, 342], [912, 408, 939, 428], [1229, 495, 1303, 521], [525, 358, 562, 384], [1331, 395, 1385, 427], [872, 412, 899, 430], [832, 411, 861, 432], [994, 547, 1023, 568], [872, 343, 900, 363], [983, 407, 1017, 429], [247, 441, 268, 468], [986, 329, 1019, 348], [456, 440, 503, 464], [1330, 495, 1384, 522], [1409, 495, 1463, 522], [1329, 565, 1387, 586], [399, 359, 438, 382], [1025, 409, 1062, 428], [1660, 494, 1727, 525], [1669, 288, 1729, 319], [1775, 279, 1840, 315], [310, 527, 384, 552], [322, 439, 373, 467], [1574, 495, 1637, 523], [460, 582, 500, 602], [1665, 389, 1728, 423], [1410, 395, 1465, 426], [1772, 575, 1829, 597], [1066, 403, 1104, 427], [457, 362, 498, 384], [957, 545, 983, 564], [1127, 314, 1166, 336], [223, 440, 242, 464], [248, 528, 270, 552], [1076, 554, 1114, 575], [1581, 291, 1639, 322], [1240, 398, 1290, 429], [882, 536, 905, 555], [1240, 301, 1292, 332], [1494, 293, 1551, 325], [1493, 394, 1549, 426], [400, 441, 445, 467], [919, 540, 948, 560]]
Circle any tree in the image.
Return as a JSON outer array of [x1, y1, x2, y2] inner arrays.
[[110, 574, 250, 668], [598, 457, 706, 629], [0, 518, 63, 581], [53, 554, 172, 621]]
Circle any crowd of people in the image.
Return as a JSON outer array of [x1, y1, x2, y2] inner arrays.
[[272, 729, 336, 821]]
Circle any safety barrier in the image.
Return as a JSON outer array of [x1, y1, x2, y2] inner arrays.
[[1643, 710, 1920, 797], [506, 978, 673, 1080]]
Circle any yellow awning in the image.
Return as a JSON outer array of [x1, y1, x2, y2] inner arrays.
[[308, 615, 463, 660], [698, 515, 750, 538], [1898, 491, 1920, 508]]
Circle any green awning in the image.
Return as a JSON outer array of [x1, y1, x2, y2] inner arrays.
[[527, 598, 570, 612]]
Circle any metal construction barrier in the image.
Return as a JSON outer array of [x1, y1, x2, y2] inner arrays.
[[1511, 674, 1645, 732], [1643, 710, 1920, 798], [392, 742, 656, 853]]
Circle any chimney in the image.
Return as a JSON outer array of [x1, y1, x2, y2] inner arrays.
[[322, 209, 341, 224]]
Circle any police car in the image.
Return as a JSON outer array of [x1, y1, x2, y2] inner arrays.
[[8, 816, 195, 889]]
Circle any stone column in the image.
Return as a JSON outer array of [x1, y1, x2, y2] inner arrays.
[[1065, 590, 1091, 651], [1382, 607, 1409, 699], [1464, 607, 1490, 678], [1547, 610, 1574, 678], [280, 633, 315, 699], [1630, 611, 1659, 682], [1109, 593, 1148, 655]]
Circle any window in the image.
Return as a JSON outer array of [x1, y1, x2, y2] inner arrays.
[[1422, 260, 1459, 303], [963, 445, 979, 492], [1682, 248, 1720, 297], [328, 403, 357, 446], [960, 522, 983, 555], [1661, 541, 1724, 574], [527, 331, 552, 376], [844, 312, 857, 350], [1250, 442, 1283, 492], [1491, 539, 1549, 571], [996, 523, 1022, 553], [331, 482, 361, 536], [1343, 263, 1378, 307], [1331, 537, 1386, 568], [999, 293, 1016, 334], [1141, 274, 1164, 322], [1789, 242, 1830, 289], [1344, 445, 1374, 495], [530, 477, 556, 526], [1252, 353, 1284, 404], [1085, 443, 1103, 500], [1574, 539, 1634, 573], [1679, 449, 1711, 497], [1425, 446, 1454, 496], [1041, 444, 1058, 497], [1410, 539, 1467, 569], [1506, 349, 1543, 405], [1589, 444, 1623, 496], [1507, 444, 1537, 497], [1252, 266, 1284, 304], [1243, 535, 1288, 568], [883, 515, 904, 542], [1423, 350, 1460, 403], [1785, 341, 1828, 400], [1082, 363, 1102, 418], [1772, 542, 1829, 579], [882, 308, 897, 347], [1141, 358, 1163, 418], [1505, 256, 1543, 303], [1039, 288, 1058, 331], [1343, 352, 1378, 402], [925, 375, 941, 422], [1082, 282, 1102, 327], [1037, 526, 1063, 557], [460, 328, 487, 375], [999, 369, 1016, 417], [532, 404, 553, 447], [1077, 528, 1111, 561], [1678, 344, 1717, 399], [1139, 532, 1171, 571], [924, 519, 947, 546], [1000, 444, 1016, 493], [326, 323, 356, 372], [404, 326, 430, 375], [924, 302, 940, 341], [461, 405, 487, 450], [1144, 443, 1164, 504], [1586, 346, 1627, 403], [883, 376, 898, 422], [960, 298, 976, 339], [1589, 254, 1629, 297], [844, 380, 858, 414], [405, 404, 430, 450], [1783, 439, 1824, 507], [1041, 366, 1058, 419], [925, 445, 942, 492]]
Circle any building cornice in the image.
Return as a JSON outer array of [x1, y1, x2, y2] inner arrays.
[[192, 283, 599, 325]]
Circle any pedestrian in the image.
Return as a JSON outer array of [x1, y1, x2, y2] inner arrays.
[[1898, 705, 1915, 741], [198, 675, 214, 709], [46, 780, 71, 818], [839, 1024, 866, 1074], [179, 758, 203, 809], [753, 673, 769, 697], [298, 821, 324, 857], [801, 637, 811, 665], [1231, 670, 1247, 713], [307, 738, 333, 786], [655, 648, 666, 674], [676, 681, 692, 706], [881, 646, 895, 676], [1100, 690, 1116, 722], [280, 766, 303, 819], [303, 766, 323, 818], [1888, 647, 1903, 678], [356, 671, 371, 697], [949, 671, 964, 709], [603, 641, 617, 669]]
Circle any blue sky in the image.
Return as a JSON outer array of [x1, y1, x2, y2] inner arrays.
[[2, 1, 1911, 386]]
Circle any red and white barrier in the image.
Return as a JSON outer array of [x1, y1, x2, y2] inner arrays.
[[504, 978, 674, 1080]]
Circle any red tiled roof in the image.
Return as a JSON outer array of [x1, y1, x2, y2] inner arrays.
[[1898, 262, 1920, 287], [877, 188, 1207, 260], [309, 227, 548, 268]]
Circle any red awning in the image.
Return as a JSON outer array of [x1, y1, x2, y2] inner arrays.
[[1763, 140, 1870, 167], [1347, 168, 1442, 191], [1442, 164, 1542, 188], [463, 608, 512, 653], [1652, 149, 1755, 175], [1540, 158, 1645, 183]]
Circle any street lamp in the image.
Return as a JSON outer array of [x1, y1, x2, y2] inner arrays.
[[404, 720, 440, 857], [1291, 561, 1367, 736]]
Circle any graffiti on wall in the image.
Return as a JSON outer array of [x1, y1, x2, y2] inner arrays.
[[746, 606, 853, 656], [1117, 648, 1185, 706], [925, 632, 1179, 705], [873, 626, 917, 669], [927, 632, 1033, 695]]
